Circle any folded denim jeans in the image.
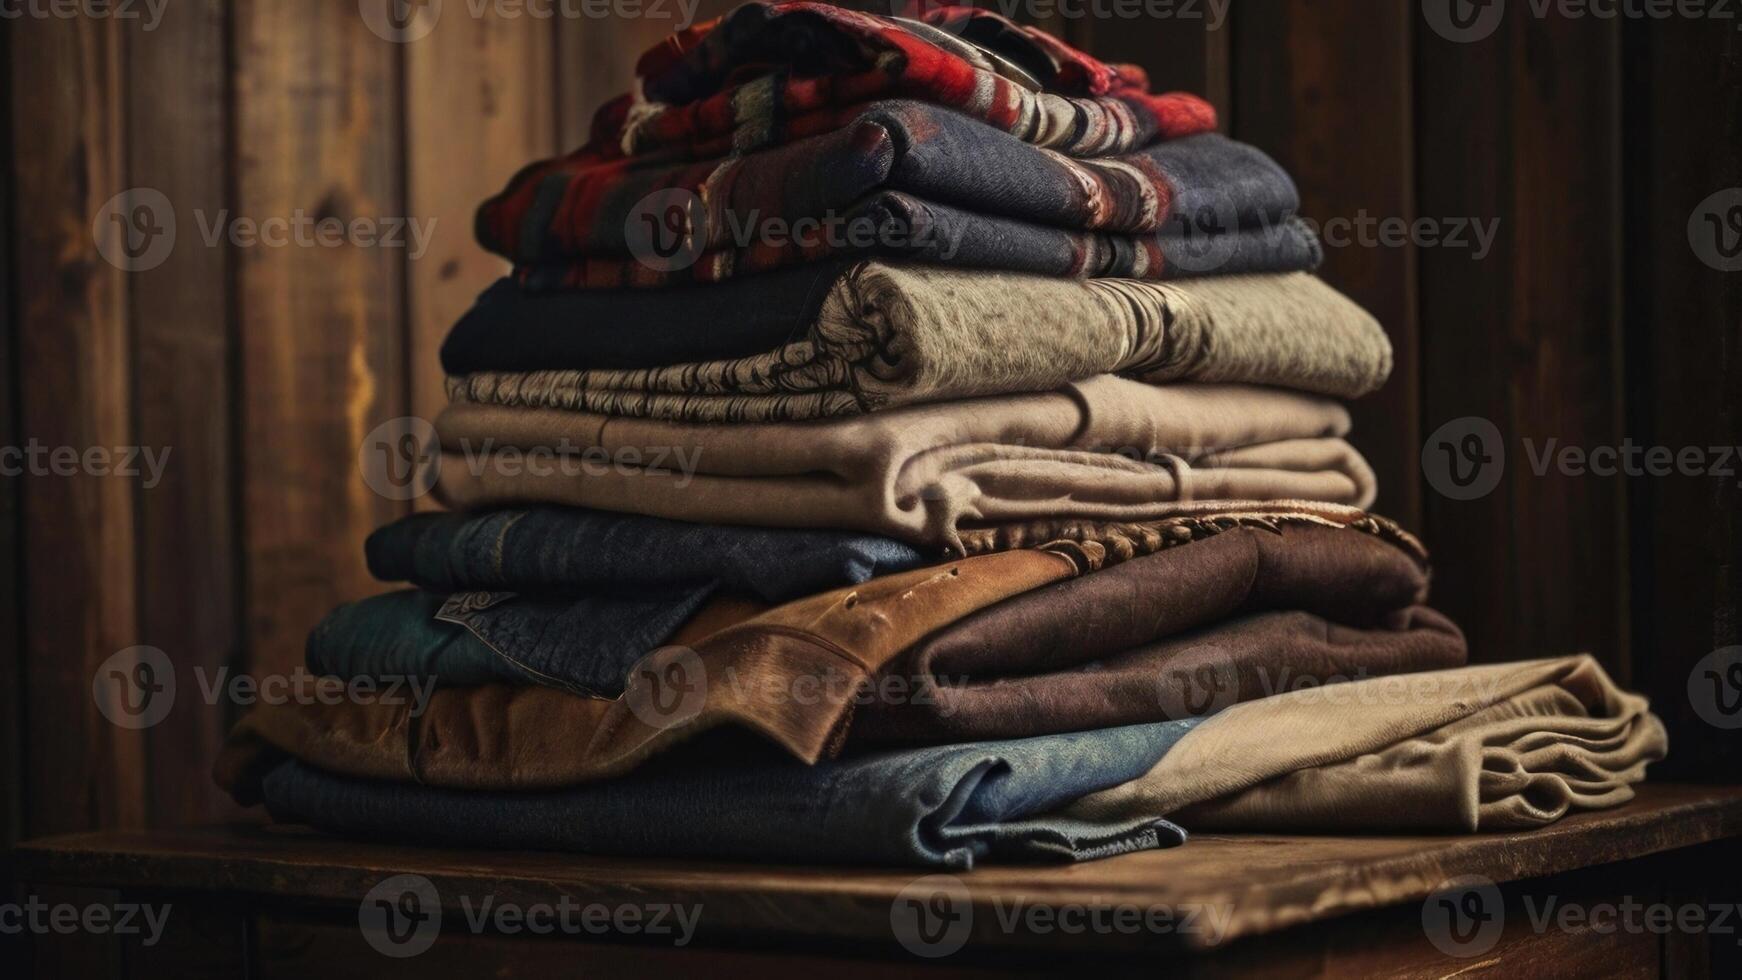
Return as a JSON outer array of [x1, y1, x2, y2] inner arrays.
[[215, 543, 1100, 793], [241, 657, 1662, 862], [431, 378, 1378, 549], [333, 511, 927, 693], [252, 721, 1202, 869], [221, 514, 1462, 792], [365, 507, 928, 598], [318, 507, 1442, 708], [305, 589, 767, 696], [479, 119, 1296, 264], [447, 269, 1392, 423]]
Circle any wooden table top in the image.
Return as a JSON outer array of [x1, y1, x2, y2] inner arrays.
[[11, 783, 1742, 955]]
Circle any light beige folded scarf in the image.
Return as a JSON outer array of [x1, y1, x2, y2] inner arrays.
[[433, 377, 1377, 549], [1065, 655, 1666, 832], [445, 268, 1394, 423]]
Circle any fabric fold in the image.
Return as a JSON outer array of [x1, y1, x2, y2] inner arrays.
[[1066, 655, 1668, 832], [364, 507, 929, 597], [503, 1, 1215, 185], [448, 268, 1391, 422], [850, 521, 1466, 745], [215, 544, 1097, 794], [317, 507, 1447, 717], [516, 198, 1320, 291], [431, 377, 1378, 549], [481, 119, 1295, 263], [253, 721, 1201, 869]]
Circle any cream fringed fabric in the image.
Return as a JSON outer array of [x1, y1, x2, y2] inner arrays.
[[445, 267, 1394, 423], [1064, 655, 1667, 832], [431, 377, 1377, 549]]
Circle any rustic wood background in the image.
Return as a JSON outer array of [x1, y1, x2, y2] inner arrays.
[[1, 0, 1738, 850]]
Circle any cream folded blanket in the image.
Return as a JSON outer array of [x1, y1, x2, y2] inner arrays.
[[433, 377, 1377, 549], [446, 268, 1393, 423], [1065, 655, 1667, 832]]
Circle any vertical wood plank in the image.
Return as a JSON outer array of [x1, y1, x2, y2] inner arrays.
[[1417, 7, 1629, 671], [1075, 8, 1231, 126], [0, 11, 20, 852], [236, 0, 408, 678], [1623, 19, 1742, 778], [405, 10, 555, 432], [9, 13, 146, 834], [556, 3, 737, 148], [1231, 0, 1420, 530], [126, 0, 241, 826]]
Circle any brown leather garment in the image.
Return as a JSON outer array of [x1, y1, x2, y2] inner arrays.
[[849, 522, 1465, 746], [215, 543, 1095, 799]]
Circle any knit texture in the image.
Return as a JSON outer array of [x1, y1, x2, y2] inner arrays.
[[430, 377, 1378, 549], [447, 268, 1393, 422]]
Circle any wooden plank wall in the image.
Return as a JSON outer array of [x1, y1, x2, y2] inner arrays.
[[2, 1, 1738, 840]]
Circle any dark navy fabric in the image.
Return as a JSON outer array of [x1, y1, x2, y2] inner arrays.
[[325, 509, 931, 694], [259, 720, 1202, 868], [366, 507, 930, 598]]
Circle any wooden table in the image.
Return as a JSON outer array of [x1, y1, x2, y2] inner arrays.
[[9, 784, 1742, 977]]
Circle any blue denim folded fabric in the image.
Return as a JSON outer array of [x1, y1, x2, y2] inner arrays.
[[324, 509, 930, 693], [259, 720, 1201, 868], [366, 507, 928, 598], [306, 588, 715, 694]]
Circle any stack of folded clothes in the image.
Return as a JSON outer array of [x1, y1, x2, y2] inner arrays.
[[215, 2, 1666, 870]]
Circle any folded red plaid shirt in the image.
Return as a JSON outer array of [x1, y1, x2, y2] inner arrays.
[[476, 2, 1251, 289], [537, 2, 1214, 171], [610, 1, 1213, 157]]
